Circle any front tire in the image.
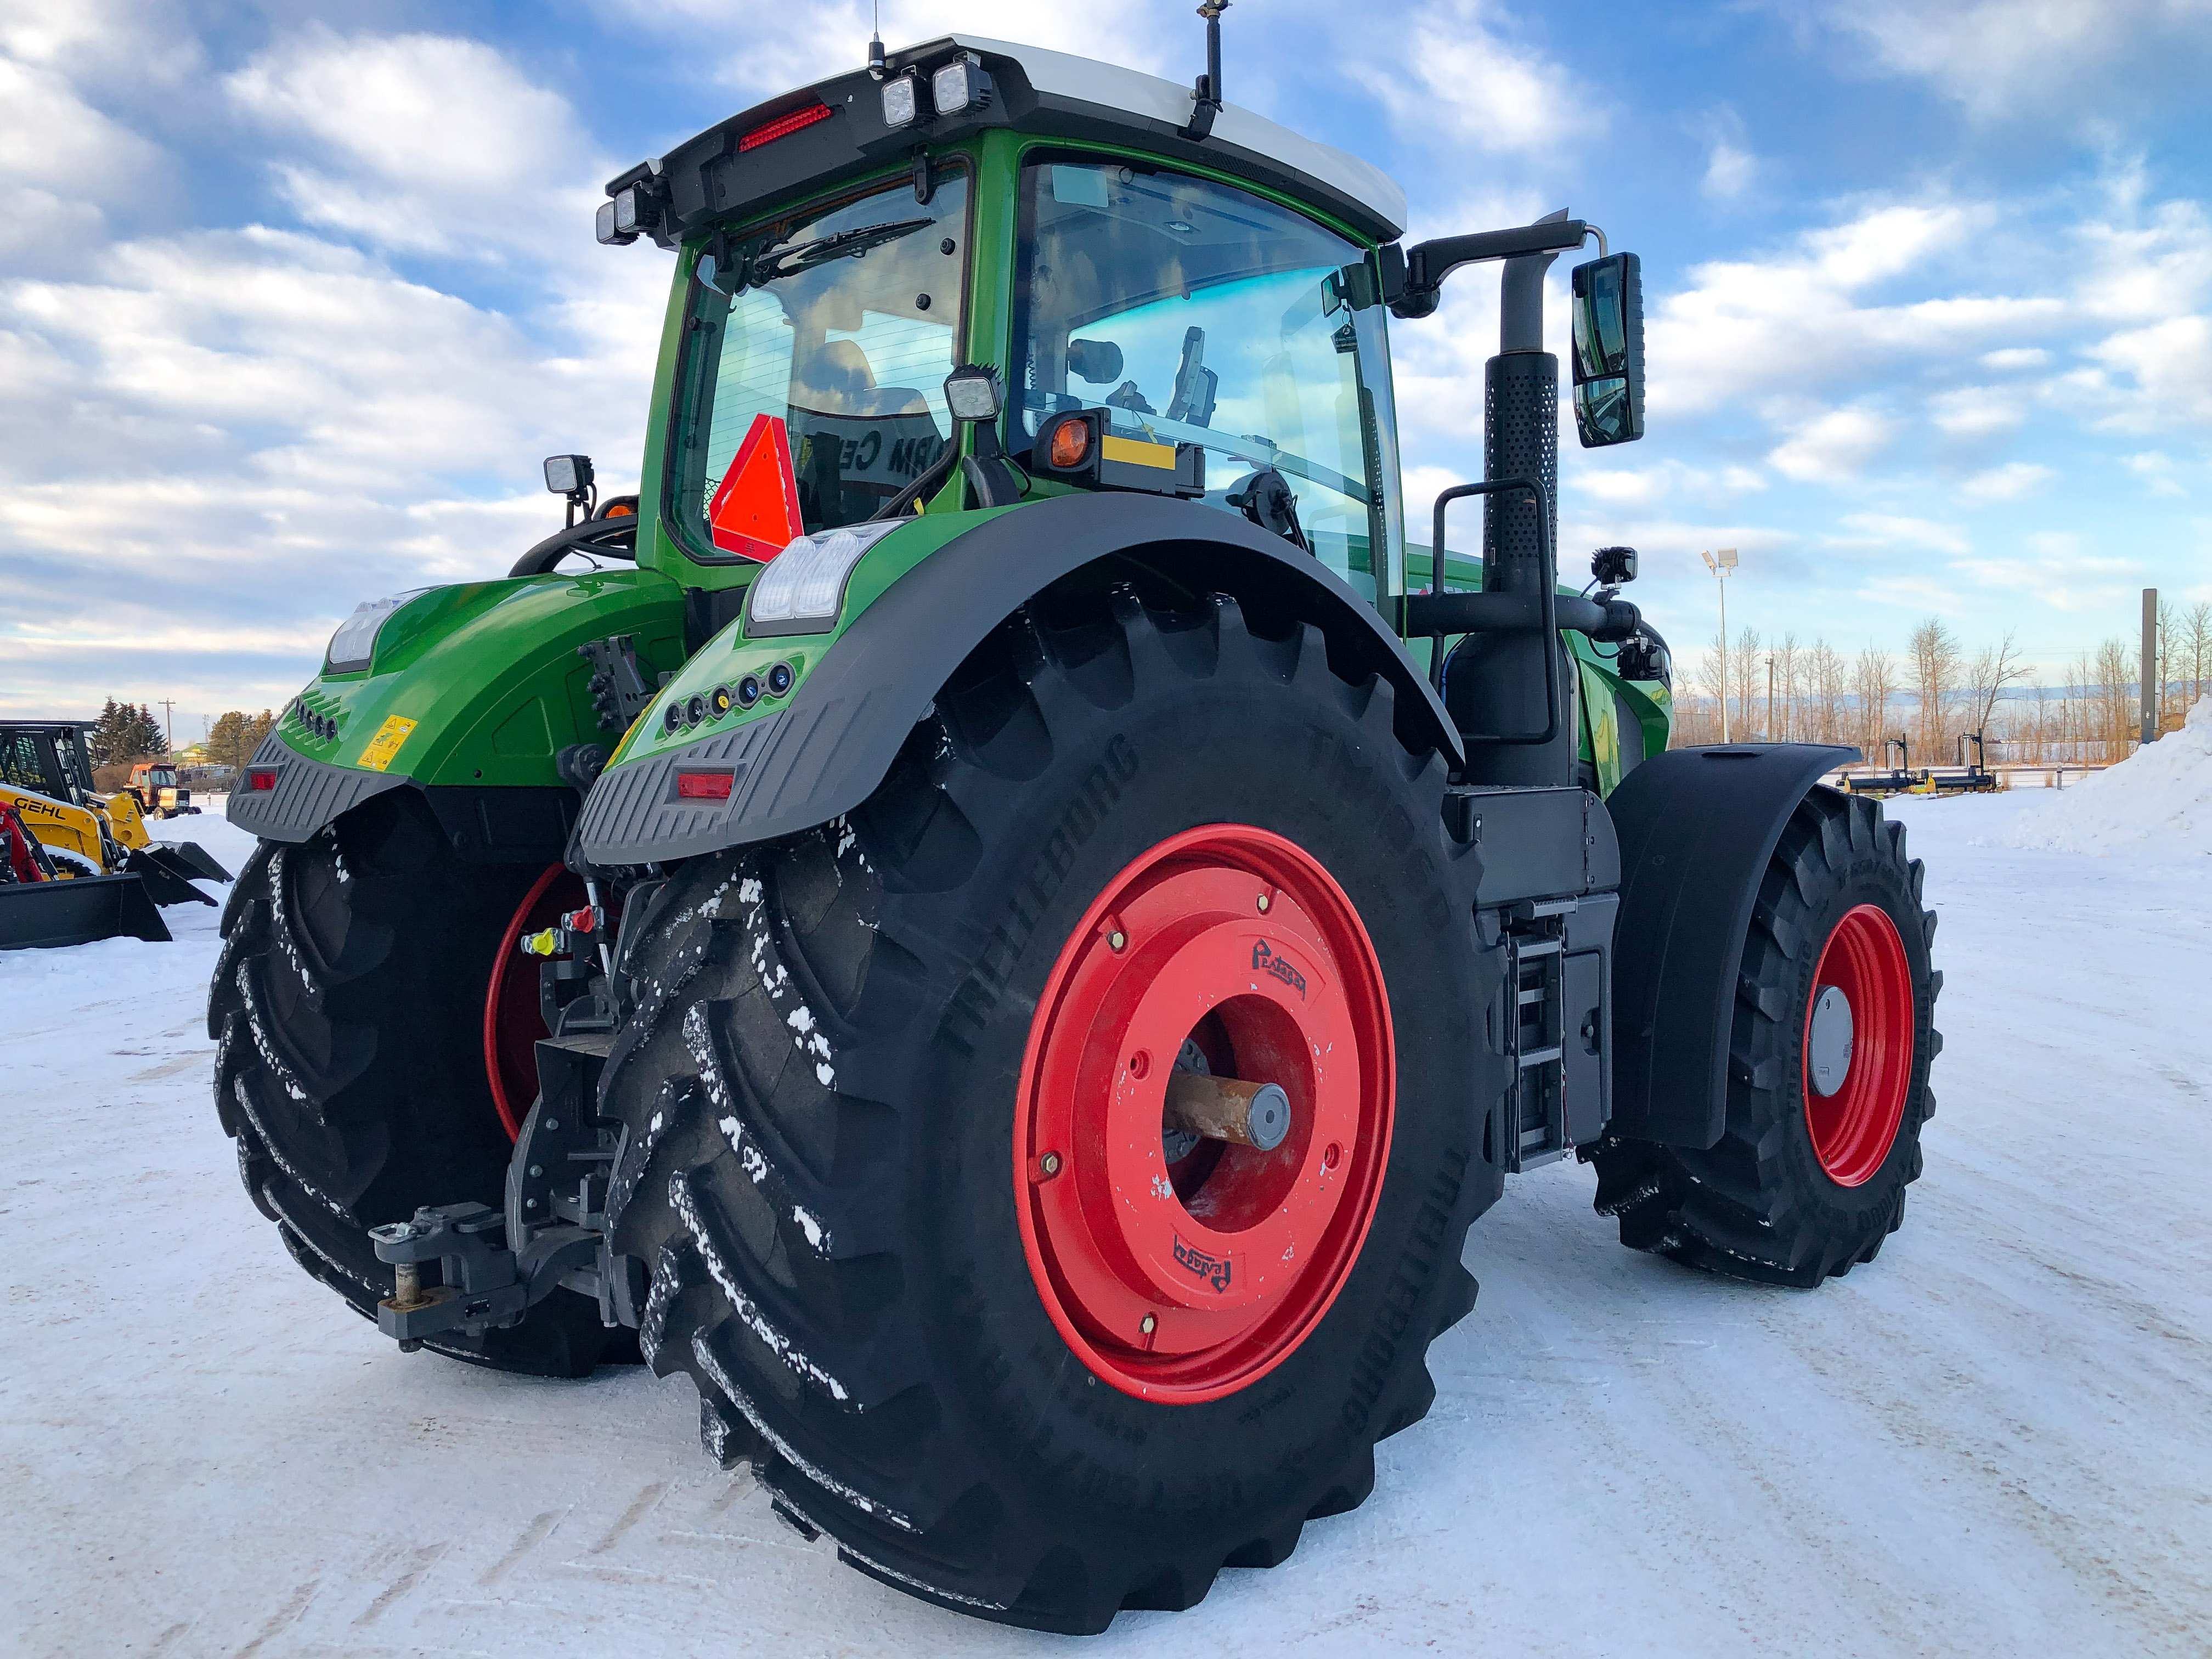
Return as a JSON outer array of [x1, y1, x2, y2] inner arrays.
[[1588, 788, 1940, 1285], [600, 590, 1496, 1630], [207, 791, 624, 1376]]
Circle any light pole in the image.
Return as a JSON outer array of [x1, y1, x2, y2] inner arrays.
[[1702, 548, 1739, 741]]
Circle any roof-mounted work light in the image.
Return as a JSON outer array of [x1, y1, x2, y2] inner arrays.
[[881, 70, 923, 128], [932, 53, 993, 116]]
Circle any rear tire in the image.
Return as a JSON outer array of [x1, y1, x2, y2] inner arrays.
[[1587, 788, 1940, 1286], [600, 590, 1495, 1630], [207, 791, 624, 1377]]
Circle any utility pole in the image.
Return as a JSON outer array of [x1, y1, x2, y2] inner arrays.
[[2141, 588, 2159, 748], [1702, 548, 1738, 741], [159, 698, 177, 754]]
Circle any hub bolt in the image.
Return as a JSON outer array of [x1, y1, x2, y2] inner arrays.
[[1041, 1152, 1062, 1177], [1108, 930, 1126, 951], [1256, 893, 1271, 913], [1139, 1313, 1157, 1335]]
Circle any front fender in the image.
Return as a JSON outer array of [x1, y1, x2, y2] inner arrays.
[[228, 568, 686, 850], [1605, 742, 1858, 1148], [575, 494, 1459, 867]]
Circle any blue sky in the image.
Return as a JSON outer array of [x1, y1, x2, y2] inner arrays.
[[4, 0, 2209, 737]]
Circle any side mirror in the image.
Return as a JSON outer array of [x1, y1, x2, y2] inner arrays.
[[1570, 252, 1645, 447]]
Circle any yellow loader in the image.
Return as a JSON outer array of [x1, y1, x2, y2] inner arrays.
[[0, 722, 230, 905]]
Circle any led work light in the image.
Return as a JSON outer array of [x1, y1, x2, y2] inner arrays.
[[881, 70, 922, 128], [932, 53, 993, 115]]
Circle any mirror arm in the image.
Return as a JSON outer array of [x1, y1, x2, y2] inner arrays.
[[1391, 217, 1593, 319]]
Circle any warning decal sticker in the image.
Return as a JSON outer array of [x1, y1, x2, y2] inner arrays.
[[357, 715, 417, 773]]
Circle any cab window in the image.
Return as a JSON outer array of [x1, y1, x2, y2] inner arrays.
[[1011, 157, 1403, 600], [669, 169, 969, 557]]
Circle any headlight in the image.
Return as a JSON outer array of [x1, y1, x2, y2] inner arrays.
[[325, 591, 426, 673], [745, 521, 902, 635]]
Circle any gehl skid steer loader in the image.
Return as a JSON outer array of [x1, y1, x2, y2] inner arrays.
[[1, 720, 231, 949], [213, 14, 1940, 1632]]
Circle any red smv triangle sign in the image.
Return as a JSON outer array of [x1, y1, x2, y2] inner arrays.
[[707, 413, 804, 561]]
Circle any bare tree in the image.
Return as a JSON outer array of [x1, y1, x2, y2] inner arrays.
[[1853, 645, 1898, 762], [2094, 637, 2134, 761], [2186, 600, 2212, 711], [1774, 633, 1802, 742], [1961, 630, 2032, 758], [1808, 639, 1847, 743], [1730, 627, 1763, 740], [1906, 616, 1962, 754]]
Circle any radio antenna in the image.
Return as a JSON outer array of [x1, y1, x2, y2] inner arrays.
[[1179, 1, 1229, 141], [867, 2, 887, 80]]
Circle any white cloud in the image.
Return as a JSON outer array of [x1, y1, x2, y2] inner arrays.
[[1928, 385, 2027, 437], [1647, 201, 2065, 415], [1797, 0, 2212, 120], [226, 29, 606, 262], [1770, 407, 1898, 482], [606, 0, 1182, 100], [1962, 461, 2057, 499], [1349, 0, 1592, 157], [1980, 346, 2051, 369], [1833, 513, 1971, 554], [2124, 451, 2187, 494]]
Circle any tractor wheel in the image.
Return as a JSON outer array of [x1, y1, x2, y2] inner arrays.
[[600, 590, 1492, 1631], [1588, 788, 1940, 1286], [207, 791, 625, 1376]]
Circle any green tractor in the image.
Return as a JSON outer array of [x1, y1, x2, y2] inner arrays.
[[212, 16, 1940, 1632]]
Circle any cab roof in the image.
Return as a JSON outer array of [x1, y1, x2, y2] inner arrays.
[[616, 35, 1407, 249]]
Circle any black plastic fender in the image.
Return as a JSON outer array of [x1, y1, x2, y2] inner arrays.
[[574, 494, 1462, 867], [1605, 743, 1857, 1148]]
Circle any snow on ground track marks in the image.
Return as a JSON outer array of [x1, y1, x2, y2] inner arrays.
[[2, 795, 2208, 1656]]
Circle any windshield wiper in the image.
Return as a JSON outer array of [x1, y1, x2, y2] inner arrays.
[[744, 217, 933, 286]]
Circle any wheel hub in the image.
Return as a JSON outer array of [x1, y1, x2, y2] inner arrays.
[[1015, 825, 1393, 1403], [1801, 904, 1913, 1187], [1806, 985, 1854, 1097]]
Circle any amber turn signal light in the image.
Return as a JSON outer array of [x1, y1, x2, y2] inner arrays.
[[1049, 418, 1092, 470]]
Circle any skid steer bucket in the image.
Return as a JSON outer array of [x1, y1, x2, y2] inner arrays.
[[0, 871, 172, 950], [153, 841, 233, 884], [122, 847, 219, 906]]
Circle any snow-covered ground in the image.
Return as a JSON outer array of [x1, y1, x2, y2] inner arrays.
[[5, 793, 2208, 1659]]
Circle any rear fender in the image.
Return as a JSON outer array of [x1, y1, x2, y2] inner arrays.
[[228, 568, 686, 856], [574, 494, 1460, 866], [1606, 743, 1857, 1148]]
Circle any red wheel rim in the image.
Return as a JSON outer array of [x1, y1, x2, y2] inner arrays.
[[1801, 903, 1914, 1187], [483, 864, 581, 1142], [1014, 825, 1395, 1403]]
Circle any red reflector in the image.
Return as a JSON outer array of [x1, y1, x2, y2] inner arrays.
[[676, 771, 734, 800], [249, 770, 278, 791], [739, 102, 833, 152]]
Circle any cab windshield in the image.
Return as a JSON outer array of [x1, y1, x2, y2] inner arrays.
[[670, 169, 969, 555], [1012, 158, 1402, 599]]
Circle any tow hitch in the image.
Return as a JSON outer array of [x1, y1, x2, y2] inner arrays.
[[369, 1031, 645, 1350]]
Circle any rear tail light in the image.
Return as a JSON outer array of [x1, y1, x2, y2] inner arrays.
[[676, 771, 734, 800], [740, 101, 832, 151], [248, 769, 278, 792]]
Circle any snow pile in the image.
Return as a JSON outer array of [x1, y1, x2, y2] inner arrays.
[[2004, 693, 2212, 857]]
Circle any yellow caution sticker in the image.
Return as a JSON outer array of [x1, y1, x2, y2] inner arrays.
[[1101, 433, 1177, 470], [358, 715, 417, 772]]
